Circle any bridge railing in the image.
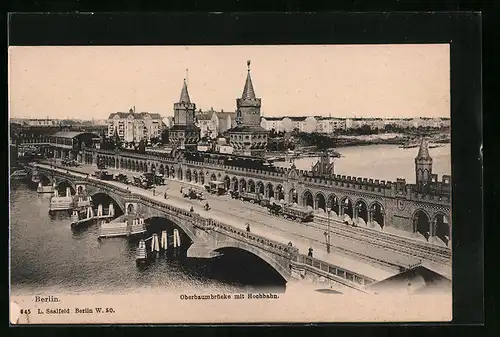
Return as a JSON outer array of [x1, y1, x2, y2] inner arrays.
[[133, 194, 300, 259], [205, 218, 300, 259], [297, 254, 376, 288]]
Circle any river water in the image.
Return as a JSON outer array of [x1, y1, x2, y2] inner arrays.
[[10, 182, 286, 296], [10, 144, 451, 296], [276, 144, 451, 184]]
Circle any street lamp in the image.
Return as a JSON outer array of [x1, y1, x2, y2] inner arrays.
[[325, 207, 331, 253]]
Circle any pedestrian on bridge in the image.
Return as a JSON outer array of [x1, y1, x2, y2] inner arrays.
[[164, 192, 167, 199], [246, 223, 251, 232], [308, 247, 313, 257]]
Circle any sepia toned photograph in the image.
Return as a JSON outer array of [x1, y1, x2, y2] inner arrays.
[[9, 44, 453, 324]]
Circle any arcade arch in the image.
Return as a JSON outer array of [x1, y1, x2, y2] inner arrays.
[[327, 194, 340, 216], [341, 197, 354, 219], [224, 176, 231, 190], [370, 202, 385, 229], [315, 192, 326, 212], [231, 177, 239, 191], [413, 209, 431, 240], [266, 183, 275, 199], [355, 199, 368, 224], [433, 213, 450, 245], [239, 179, 247, 192], [302, 190, 313, 208], [256, 181, 265, 195], [248, 180, 256, 193]]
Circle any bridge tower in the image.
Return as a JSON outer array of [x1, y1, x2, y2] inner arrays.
[[169, 78, 200, 150], [228, 60, 268, 157], [415, 137, 433, 191]]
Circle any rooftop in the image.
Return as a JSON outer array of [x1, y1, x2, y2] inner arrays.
[[228, 125, 268, 133], [50, 131, 100, 139], [108, 110, 162, 120]]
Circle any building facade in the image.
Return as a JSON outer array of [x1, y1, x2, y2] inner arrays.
[[260, 116, 450, 133], [24, 119, 61, 127], [228, 61, 268, 157], [168, 80, 201, 150], [107, 108, 163, 143], [195, 108, 237, 139]]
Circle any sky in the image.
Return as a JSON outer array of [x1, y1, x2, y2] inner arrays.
[[8, 44, 450, 120]]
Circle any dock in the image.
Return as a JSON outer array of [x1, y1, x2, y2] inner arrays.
[[70, 203, 116, 228], [98, 215, 147, 238]]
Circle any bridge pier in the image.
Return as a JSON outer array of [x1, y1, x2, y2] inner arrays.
[[186, 243, 220, 258]]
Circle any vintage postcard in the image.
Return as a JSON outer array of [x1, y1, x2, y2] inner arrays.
[[9, 44, 453, 324]]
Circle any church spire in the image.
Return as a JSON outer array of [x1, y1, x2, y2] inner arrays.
[[179, 79, 191, 104], [241, 60, 256, 100], [416, 137, 432, 160]]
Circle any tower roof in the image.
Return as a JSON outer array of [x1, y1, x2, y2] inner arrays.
[[241, 60, 256, 100], [179, 79, 191, 104], [416, 137, 432, 159]]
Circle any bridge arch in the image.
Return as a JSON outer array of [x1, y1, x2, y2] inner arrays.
[[301, 190, 313, 208], [55, 179, 77, 196], [212, 244, 289, 283], [89, 192, 126, 215], [143, 216, 197, 244], [412, 209, 431, 240], [315, 192, 326, 212], [38, 172, 54, 186], [432, 212, 450, 246], [369, 201, 385, 229], [355, 199, 369, 225]]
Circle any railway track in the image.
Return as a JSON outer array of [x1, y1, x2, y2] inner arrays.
[[181, 196, 413, 271], [313, 217, 451, 265], [203, 197, 451, 267]]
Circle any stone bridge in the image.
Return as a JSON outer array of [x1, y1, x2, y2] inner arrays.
[[34, 164, 376, 292], [81, 148, 452, 247]]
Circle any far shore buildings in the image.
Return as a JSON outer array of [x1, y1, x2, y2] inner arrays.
[[106, 107, 164, 143], [195, 108, 237, 139], [261, 116, 450, 134]]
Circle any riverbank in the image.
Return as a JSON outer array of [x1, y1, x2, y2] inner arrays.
[[336, 132, 450, 148]]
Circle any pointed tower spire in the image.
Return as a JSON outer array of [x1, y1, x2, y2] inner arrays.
[[242, 60, 256, 100], [416, 137, 431, 159], [179, 79, 191, 104]]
